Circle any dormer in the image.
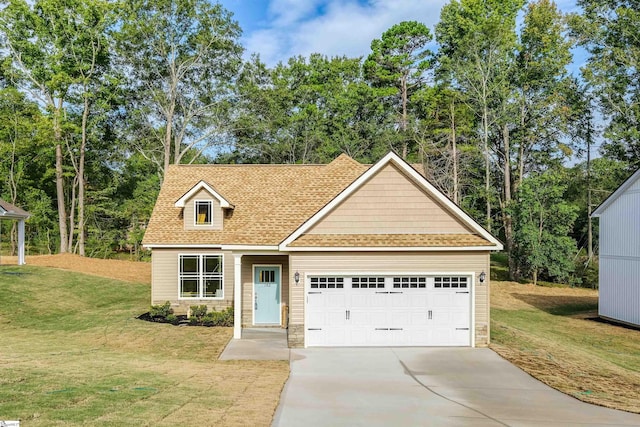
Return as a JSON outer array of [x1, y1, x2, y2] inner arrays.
[[174, 180, 233, 231]]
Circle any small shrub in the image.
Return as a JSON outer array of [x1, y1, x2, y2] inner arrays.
[[202, 307, 234, 327], [150, 301, 173, 318], [166, 314, 179, 325], [189, 305, 208, 325]]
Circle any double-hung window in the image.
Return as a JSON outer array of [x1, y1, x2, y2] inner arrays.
[[194, 200, 212, 225], [179, 254, 223, 298]]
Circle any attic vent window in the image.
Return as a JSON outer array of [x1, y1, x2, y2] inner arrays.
[[195, 200, 212, 226]]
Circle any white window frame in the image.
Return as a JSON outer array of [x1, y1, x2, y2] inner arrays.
[[178, 253, 224, 299], [194, 200, 213, 226]]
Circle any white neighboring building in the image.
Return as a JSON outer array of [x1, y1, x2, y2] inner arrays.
[[592, 169, 640, 327]]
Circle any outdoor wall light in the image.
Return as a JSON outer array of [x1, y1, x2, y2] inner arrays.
[[479, 271, 486, 283], [294, 271, 300, 285]]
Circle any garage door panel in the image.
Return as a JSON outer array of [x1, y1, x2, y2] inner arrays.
[[390, 310, 410, 326], [306, 275, 471, 347]]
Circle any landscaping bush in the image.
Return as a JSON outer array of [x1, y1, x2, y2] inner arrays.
[[189, 305, 209, 325], [140, 303, 232, 327], [150, 301, 173, 318], [202, 307, 234, 327]]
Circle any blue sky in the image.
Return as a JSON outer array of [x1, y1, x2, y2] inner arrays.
[[219, 0, 584, 71]]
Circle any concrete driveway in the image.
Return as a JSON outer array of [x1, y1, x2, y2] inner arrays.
[[272, 348, 640, 427]]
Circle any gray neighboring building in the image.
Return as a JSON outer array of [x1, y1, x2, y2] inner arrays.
[[592, 168, 640, 327]]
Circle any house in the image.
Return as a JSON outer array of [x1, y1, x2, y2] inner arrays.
[[142, 152, 503, 347], [592, 168, 640, 328], [0, 198, 30, 265]]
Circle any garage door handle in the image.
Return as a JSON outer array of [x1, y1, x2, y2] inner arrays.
[[345, 310, 350, 320], [389, 328, 403, 331], [428, 310, 432, 320], [456, 328, 469, 330], [308, 291, 322, 294], [456, 291, 470, 294], [308, 328, 322, 331], [375, 291, 389, 294], [375, 328, 389, 331]]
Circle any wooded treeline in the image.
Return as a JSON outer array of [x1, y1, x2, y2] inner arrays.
[[0, 0, 637, 286]]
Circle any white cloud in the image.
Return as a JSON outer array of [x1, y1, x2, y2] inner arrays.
[[244, 0, 448, 66]]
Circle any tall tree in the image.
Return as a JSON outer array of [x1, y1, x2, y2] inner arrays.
[[0, 88, 49, 254], [364, 21, 433, 159], [436, 0, 524, 232], [115, 0, 243, 178], [569, 0, 640, 166], [0, 0, 87, 252], [234, 54, 389, 164], [66, 0, 113, 256], [516, 0, 574, 186], [511, 170, 579, 285], [499, 0, 574, 280]]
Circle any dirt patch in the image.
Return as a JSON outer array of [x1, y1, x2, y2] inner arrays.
[[1, 254, 151, 284], [492, 280, 598, 311]]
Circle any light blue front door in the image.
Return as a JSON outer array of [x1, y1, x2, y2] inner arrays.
[[254, 266, 281, 324]]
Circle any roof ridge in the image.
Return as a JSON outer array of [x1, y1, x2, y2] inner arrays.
[[168, 163, 326, 168]]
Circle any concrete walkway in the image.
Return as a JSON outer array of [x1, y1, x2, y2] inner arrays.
[[219, 328, 289, 360], [272, 348, 640, 427]]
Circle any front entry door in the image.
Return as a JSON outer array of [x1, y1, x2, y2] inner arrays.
[[254, 266, 281, 324]]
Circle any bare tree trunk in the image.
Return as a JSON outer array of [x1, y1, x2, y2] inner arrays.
[[517, 90, 526, 191], [450, 99, 459, 204], [482, 104, 491, 232], [54, 102, 68, 253], [10, 222, 16, 256], [164, 109, 173, 178], [8, 123, 19, 255], [68, 175, 77, 253], [501, 123, 516, 281], [401, 75, 408, 159], [586, 117, 593, 262], [78, 95, 89, 256]]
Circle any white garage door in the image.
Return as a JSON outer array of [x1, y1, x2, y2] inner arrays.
[[306, 275, 471, 347]]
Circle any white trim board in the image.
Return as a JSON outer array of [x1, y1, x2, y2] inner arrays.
[[174, 180, 233, 208]]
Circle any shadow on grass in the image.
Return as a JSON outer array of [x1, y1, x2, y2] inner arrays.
[[585, 316, 640, 332], [512, 293, 598, 315]]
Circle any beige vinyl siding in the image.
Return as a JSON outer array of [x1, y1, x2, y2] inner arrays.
[[289, 251, 491, 346], [151, 248, 233, 313], [308, 163, 472, 235], [183, 188, 223, 230], [240, 255, 290, 327]]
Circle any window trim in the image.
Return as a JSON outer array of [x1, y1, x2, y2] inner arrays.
[[194, 199, 213, 226], [178, 253, 224, 299]]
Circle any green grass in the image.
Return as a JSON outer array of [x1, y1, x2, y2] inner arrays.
[[0, 265, 288, 426], [491, 281, 640, 413]]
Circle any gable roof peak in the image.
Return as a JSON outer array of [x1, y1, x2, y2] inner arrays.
[[327, 153, 361, 168], [592, 167, 640, 217], [280, 150, 503, 251], [174, 180, 233, 208]]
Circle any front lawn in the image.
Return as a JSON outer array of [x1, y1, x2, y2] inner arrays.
[[491, 280, 640, 413], [0, 265, 289, 426]]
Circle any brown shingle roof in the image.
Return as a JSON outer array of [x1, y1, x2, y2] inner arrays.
[[142, 154, 368, 246], [288, 233, 492, 247], [0, 198, 30, 218]]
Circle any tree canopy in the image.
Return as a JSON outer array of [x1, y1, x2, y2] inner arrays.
[[0, 0, 637, 287]]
